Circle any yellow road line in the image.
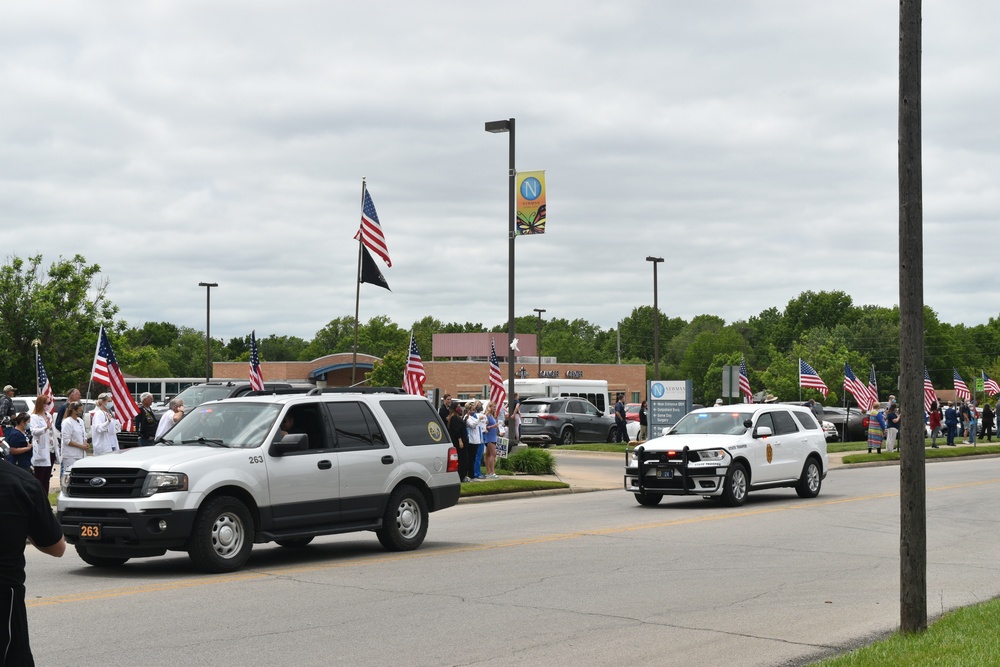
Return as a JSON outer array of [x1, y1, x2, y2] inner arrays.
[[30, 477, 1000, 608]]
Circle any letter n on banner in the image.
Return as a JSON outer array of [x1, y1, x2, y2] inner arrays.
[[516, 170, 546, 235]]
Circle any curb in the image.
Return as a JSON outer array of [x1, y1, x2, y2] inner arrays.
[[458, 486, 609, 504]]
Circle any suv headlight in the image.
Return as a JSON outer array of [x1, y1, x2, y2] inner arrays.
[[696, 449, 728, 462], [141, 472, 189, 497]]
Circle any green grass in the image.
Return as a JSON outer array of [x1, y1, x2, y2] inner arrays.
[[811, 596, 1000, 665], [460, 478, 568, 496], [842, 443, 1000, 464], [553, 443, 627, 453]]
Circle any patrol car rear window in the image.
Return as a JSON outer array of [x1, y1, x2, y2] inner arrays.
[[379, 400, 449, 446]]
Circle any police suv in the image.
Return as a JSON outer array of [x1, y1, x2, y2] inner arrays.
[[57, 392, 461, 573], [625, 404, 828, 507]]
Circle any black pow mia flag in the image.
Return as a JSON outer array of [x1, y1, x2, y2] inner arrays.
[[360, 245, 390, 291]]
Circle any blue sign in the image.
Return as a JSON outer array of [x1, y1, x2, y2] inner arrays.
[[519, 177, 542, 201], [650, 382, 665, 399]]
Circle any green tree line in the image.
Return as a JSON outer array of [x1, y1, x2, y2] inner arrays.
[[5, 255, 1000, 406]]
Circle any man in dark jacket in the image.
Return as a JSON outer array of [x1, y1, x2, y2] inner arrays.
[[0, 461, 66, 664], [944, 402, 959, 447]]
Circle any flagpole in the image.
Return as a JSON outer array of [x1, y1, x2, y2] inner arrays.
[[33, 340, 40, 395], [352, 177, 366, 385], [798, 358, 802, 402]]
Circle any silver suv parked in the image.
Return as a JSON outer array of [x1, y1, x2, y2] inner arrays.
[[58, 392, 461, 573]]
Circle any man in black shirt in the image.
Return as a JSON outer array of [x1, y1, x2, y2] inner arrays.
[[134, 392, 158, 447], [438, 394, 452, 423], [0, 462, 65, 665]]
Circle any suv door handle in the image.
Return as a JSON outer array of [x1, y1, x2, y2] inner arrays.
[[317, 460, 332, 470], [381, 455, 394, 465]]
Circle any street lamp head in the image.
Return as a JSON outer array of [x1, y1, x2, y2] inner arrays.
[[533, 308, 546, 315], [645, 256, 664, 264], [484, 119, 512, 133], [199, 282, 219, 288]]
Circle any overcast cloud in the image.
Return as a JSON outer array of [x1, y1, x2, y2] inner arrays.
[[2, 1, 998, 342]]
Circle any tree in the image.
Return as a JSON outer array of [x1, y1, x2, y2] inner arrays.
[[259, 334, 308, 361], [0, 255, 118, 392], [302, 316, 357, 360], [366, 349, 406, 387]]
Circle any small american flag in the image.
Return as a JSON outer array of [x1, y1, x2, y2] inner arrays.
[[249, 330, 264, 391], [844, 363, 871, 410], [354, 186, 392, 267], [867, 365, 879, 407], [983, 371, 1000, 397], [402, 332, 425, 396], [488, 338, 507, 416], [738, 358, 753, 403], [36, 353, 54, 413], [923, 368, 937, 412], [953, 368, 971, 401], [92, 326, 140, 430], [799, 359, 829, 398]]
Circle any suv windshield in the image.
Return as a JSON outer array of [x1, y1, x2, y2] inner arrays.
[[161, 402, 280, 449], [669, 410, 753, 436]]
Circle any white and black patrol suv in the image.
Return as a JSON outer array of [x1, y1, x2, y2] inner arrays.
[[57, 392, 460, 573], [625, 404, 828, 507]]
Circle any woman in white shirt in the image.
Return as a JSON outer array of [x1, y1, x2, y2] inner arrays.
[[91, 393, 120, 455], [29, 395, 57, 491], [60, 401, 89, 473]]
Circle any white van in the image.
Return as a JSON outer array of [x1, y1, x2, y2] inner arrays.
[[504, 379, 611, 415]]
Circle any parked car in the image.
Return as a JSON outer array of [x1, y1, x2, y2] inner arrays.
[[625, 403, 641, 422], [519, 397, 615, 446], [821, 420, 839, 442], [822, 407, 867, 442], [624, 404, 829, 507]]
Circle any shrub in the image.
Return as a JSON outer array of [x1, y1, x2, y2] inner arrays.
[[496, 447, 556, 474]]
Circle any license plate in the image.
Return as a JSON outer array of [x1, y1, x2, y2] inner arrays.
[[79, 524, 102, 540], [522, 417, 535, 424], [657, 469, 674, 479]]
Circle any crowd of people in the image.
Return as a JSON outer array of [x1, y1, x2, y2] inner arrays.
[[439, 393, 520, 482], [866, 395, 995, 454]]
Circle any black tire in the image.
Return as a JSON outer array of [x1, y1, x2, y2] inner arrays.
[[275, 537, 314, 549], [376, 485, 428, 552], [721, 462, 749, 507], [634, 492, 662, 506], [559, 428, 576, 445], [187, 496, 255, 573], [75, 544, 129, 568], [795, 457, 822, 498], [607, 427, 616, 443]]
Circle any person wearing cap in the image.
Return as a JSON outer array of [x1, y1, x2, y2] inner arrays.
[[91, 393, 121, 455], [0, 385, 15, 422]]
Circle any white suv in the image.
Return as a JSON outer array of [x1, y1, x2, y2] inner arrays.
[[57, 392, 461, 572], [624, 404, 828, 507]]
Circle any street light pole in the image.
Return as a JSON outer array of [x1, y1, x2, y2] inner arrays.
[[646, 256, 664, 380], [198, 282, 218, 383], [533, 308, 546, 377], [486, 118, 516, 443]]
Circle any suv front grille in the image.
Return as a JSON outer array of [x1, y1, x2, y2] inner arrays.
[[66, 468, 149, 498]]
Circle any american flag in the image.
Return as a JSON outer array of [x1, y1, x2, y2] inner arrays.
[[953, 368, 971, 401], [488, 338, 507, 416], [402, 332, 425, 396], [249, 330, 264, 391], [353, 186, 392, 268], [844, 363, 871, 410], [867, 364, 879, 407], [36, 352, 54, 413], [738, 357, 753, 403], [799, 359, 829, 397], [92, 326, 140, 430], [983, 371, 1000, 397], [923, 368, 937, 412]]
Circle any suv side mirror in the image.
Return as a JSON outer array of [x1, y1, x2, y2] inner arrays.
[[754, 426, 773, 439], [268, 433, 309, 457]]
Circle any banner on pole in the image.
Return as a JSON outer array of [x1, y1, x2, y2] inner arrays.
[[516, 170, 546, 235]]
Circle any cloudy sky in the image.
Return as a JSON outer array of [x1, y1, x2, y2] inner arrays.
[[3, 1, 998, 343]]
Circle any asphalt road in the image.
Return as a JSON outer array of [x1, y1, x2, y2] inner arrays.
[[26, 457, 1000, 666]]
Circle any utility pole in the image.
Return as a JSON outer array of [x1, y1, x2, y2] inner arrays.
[[898, 0, 926, 634]]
